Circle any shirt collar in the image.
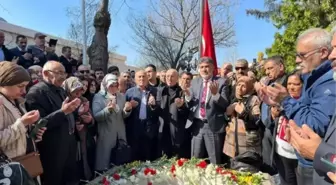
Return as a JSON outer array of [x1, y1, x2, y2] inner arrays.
[[310, 60, 332, 77]]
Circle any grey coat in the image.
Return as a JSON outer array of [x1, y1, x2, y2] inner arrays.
[[313, 114, 336, 185], [92, 92, 131, 171]]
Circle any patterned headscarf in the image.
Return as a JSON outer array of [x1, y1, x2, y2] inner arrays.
[[62, 77, 83, 96], [99, 74, 118, 96]]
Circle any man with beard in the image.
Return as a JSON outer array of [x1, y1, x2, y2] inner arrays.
[[10, 35, 34, 69], [124, 70, 159, 161], [94, 68, 105, 85], [185, 57, 230, 164], [25, 61, 81, 185], [265, 28, 336, 185], [157, 69, 190, 158]]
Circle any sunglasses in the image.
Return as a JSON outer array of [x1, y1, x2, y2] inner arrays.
[[235, 67, 247, 71], [79, 70, 90, 74]]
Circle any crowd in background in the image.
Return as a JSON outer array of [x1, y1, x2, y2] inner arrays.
[[0, 26, 336, 185]]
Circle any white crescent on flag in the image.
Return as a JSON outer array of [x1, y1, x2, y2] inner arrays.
[[202, 35, 206, 56]]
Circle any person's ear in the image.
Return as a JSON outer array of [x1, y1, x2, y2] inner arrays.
[[42, 70, 49, 78], [321, 47, 330, 60]]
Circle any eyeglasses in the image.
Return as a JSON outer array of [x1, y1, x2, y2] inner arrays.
[[296, 48, 322, 59], [79, 70, 90, 74], [47, 70, 67, 76], [235, 67, 247, 71]]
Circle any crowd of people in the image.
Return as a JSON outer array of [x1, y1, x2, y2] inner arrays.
[[0, 26, 336, 185]]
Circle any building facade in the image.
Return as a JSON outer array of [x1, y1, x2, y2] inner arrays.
[[0, 18, 138, 71]]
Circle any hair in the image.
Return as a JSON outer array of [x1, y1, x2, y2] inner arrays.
[[180, 71, 193, 78], [145, 64, 157, 72], [62, 46, 71, 53], [288, 71, 303, 83], [265, 55, 285, 65], [107, 66, 119, 73], [94, 68, 103, 72], [297, 28, 332, 50], [16, 35, 26, 42], [199, 57, 214, 65], [235, 59, 248, 66]]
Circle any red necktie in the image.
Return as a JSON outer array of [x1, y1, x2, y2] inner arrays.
[[200, 81, 208, 118]]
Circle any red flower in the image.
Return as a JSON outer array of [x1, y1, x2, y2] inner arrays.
[[102, 176, 109, 183], [196, 160, 207, 169], [171, 165, 176, 173], [113, 173, 120, 180], [144, 168, 151, 175], [148, 182, 152, 185], [216, 167, 223, 174], [177, 159, 184, 167], [131, 169, 137, 175], [150, 169, 156, 175], [231, 174, 237, 182]]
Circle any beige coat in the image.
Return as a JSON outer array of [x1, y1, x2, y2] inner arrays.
[[0, 95, 27, 158]]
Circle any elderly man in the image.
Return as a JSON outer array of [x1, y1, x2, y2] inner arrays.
[[25, 61, 82, 185], [185, 57, 230, 164], [286, 26, 336, 185], [157, 69, 190, 158], [220, 63, 233, 78], [125, 70, 160, 161], [265, 28, 336, 185]]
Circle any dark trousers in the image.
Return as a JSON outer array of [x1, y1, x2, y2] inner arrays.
[[40, 136, 79, 185], [296, 165, 314, 185], [191, 119, 224, 164], [130, 134, 158, 162], [261, 127, 278, 175], [274, 154, 298, 185]]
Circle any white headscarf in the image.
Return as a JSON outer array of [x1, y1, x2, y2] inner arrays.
[[99, 74, 118, 97]]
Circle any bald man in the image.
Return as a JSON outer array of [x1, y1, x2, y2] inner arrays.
[[124, 70, 160, 161], [220, 63, 233, 78], [156, 69, 191, 158], [25, 61, 81, 185]]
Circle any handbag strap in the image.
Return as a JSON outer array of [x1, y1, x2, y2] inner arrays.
[[234, 116, 239, 157]]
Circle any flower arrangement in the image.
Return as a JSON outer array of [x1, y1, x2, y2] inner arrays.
[[89, 156, 265, 185]]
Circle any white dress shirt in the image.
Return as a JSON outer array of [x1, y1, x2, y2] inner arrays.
[[139, 91, 147, 120]]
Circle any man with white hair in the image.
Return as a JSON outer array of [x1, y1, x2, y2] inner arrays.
[[25, 61, 81, 185], [0, 31, 15, 62], [265, 28, 336, 184]]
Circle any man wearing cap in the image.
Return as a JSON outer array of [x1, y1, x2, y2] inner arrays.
[[185, 57, 230, 164], [27, 32, 48, 67]]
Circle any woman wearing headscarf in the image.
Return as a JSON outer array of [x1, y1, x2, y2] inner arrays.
[[92, 74, 133, 172], [0, 61, 46, 158], [62, 77, 96, 181], [223, 76, 262, 172]]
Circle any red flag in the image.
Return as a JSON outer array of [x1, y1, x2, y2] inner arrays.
[[201, 0, 218, 76]]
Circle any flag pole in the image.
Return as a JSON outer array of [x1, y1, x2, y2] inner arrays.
[[199, 0, 204, 59], [81, 0, 88, 66]]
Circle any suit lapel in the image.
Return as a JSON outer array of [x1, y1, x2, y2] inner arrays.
[[206, 77, 215, 104], [197, 78, 203, 101], [324, 115, 336, 141]]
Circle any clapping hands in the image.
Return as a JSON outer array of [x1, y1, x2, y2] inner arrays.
[[174, 98, 184, 108], [148, 94, 156, 106]]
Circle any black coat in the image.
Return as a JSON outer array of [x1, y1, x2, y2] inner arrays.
[[25, 81, 78, 185], [9, 47, 34, 69], [1, 45, 14, 61]]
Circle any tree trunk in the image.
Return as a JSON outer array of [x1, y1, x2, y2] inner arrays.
[[87, 0, 111, 73]]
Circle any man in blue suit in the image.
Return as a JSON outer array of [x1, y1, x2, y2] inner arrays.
[[125, 70, 160, 161], [185, 57, 230, 164]]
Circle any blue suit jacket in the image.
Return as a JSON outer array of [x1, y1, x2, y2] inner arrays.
[[282, 61, 336, 166]]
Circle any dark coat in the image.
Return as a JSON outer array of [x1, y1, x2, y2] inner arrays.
[[157, 85, 190, 158], [25, 81, 78, 185], [9, 47, 34, 69], [1, 45, 14, 61]]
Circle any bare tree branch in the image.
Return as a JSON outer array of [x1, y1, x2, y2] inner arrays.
[[128, 0, 237, 70]]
